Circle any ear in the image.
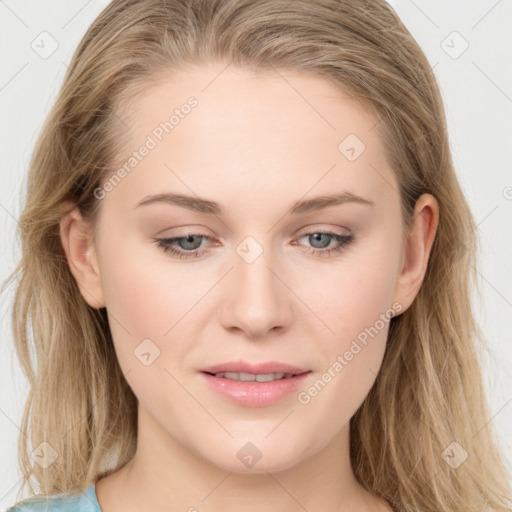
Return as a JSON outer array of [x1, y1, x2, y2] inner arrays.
[[392, 193, 439, 314], [59, 200, 105, 309]]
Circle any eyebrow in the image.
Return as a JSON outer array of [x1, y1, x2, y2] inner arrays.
[[134, 191, 375, 215]]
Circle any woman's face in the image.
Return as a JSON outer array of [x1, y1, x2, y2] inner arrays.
[[69, 64, 434, 474]]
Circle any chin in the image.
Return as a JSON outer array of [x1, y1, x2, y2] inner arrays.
[[199, 435, 310, 475]]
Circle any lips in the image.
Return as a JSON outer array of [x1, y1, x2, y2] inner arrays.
[[201, 360, 310, 376], [199, 360, 313, 407], [199, 368, 312, 407]]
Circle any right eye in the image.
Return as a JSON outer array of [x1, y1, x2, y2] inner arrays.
[[154, 234, 213, 259]]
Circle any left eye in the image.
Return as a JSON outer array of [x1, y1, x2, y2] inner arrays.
[[294, 230, 354, 257], [154, 230, 354, 260]]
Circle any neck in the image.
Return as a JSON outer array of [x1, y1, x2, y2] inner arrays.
[[96, 406, 390, 512]]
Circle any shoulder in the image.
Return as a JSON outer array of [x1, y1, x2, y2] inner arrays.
[[6, 484, 101, 512]]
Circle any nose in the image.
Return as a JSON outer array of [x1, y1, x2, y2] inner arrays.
[[219, 242, 293, 339]]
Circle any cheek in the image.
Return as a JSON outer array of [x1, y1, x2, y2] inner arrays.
[[301, 235, 399, 412], [98, 229, 202, 336], [95, 232, 172, 375], [96, 241, 189, 411], [96, 230, 218, 382], [313, 240, 398, 345], [298, 283, 392, 432]]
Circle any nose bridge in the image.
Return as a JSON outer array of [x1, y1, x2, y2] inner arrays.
[[234, 234, 282, 309], [220, 234, 292, 337]]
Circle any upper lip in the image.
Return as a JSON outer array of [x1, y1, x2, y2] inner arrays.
[[201, 360, 310, 375]]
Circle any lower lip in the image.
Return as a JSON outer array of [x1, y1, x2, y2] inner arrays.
[[200, 371, 312, 407]]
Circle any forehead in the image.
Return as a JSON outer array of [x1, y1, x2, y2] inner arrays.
[[107, 65, 397, 217], [120, 64, 382, 152]]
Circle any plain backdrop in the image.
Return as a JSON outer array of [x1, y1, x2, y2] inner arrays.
[[1, 0, 511, 509]]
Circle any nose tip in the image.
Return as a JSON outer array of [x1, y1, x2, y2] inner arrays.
[[219, 249, 293, 339]]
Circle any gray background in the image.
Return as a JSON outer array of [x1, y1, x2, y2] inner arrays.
[[1, 0, 511, 508]]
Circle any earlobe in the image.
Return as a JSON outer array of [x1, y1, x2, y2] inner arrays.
[[59, 201, 105, 309], [392, 193, 439, 313]]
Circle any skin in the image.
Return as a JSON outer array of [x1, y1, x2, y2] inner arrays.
[[60, 63, 439, 512]]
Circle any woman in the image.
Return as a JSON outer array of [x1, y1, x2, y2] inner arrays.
[[4, 0, 511, 511]]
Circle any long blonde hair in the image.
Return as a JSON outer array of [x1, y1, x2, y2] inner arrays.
[[4, 0, 511, 510]]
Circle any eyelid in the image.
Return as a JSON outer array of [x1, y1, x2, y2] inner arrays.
[[154, 225, 355, 261], [157, 225, 350, 243], [154, 225, 213, 237], [295, 225, 350, 237]]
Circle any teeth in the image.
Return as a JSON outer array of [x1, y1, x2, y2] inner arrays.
[[214, 372, 294, 381]]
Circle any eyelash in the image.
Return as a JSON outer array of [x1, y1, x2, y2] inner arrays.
[[154, 230, 354, 260]]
